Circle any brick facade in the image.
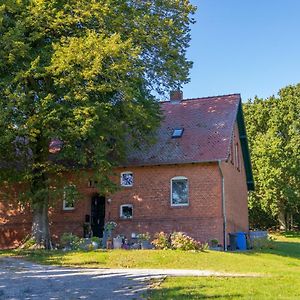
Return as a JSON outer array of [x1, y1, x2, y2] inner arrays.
[[0, 153, 249, 249], [220, 124, 249, 246]]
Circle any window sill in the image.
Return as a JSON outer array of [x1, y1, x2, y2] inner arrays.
[[62, 208, 75, 212], [170, 204, 189, 208]]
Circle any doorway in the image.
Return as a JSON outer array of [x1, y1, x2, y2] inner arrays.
[[91, 194, 106, 238]]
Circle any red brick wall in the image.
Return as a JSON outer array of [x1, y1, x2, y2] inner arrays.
[[220, 123, 249, 245], [0, 142, 249, 249], [1, 164, 225, 248], [0, 185, 32, 249], [108, 163, 223, 244]]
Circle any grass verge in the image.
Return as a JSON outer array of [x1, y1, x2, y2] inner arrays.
[[1, 233, 300, 299], [148, 232, 300, 299]]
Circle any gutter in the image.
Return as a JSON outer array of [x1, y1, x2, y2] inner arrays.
[[218, 160, 227, 251]]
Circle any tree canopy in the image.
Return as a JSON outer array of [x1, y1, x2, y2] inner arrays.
[[244, 84, 300, 230], [0, 0, 196, 247]]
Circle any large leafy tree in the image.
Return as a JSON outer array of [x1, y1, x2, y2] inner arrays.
[[244, 84, 300, 230], [0, 0, 196, 248]]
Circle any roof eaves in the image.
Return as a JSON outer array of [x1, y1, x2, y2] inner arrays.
[[119, 158, 226, 169], [236, 101, 255, 191]]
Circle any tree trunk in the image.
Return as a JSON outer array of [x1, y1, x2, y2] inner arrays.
[[30, 158, 52, 249], [278, 208, 287, 231], [31, 195, 52, 249]]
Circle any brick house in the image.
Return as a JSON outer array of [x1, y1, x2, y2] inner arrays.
[[0, 93, 254, 249]]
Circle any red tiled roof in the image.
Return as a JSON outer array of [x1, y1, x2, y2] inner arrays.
[[125, 94, 241, 166]]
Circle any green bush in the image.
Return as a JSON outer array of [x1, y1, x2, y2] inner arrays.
[[91, 237, 101, 244], [60, 233, 81, 250], [252, 236, 276, 250]]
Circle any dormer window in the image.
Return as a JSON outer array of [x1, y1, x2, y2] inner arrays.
[[172, 128, 184, 138]]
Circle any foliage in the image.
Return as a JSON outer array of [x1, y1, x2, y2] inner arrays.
[[104, 221, 117, 232], [151, 232, 170, 250], [244, 84, 300, 230], [60, 233, 81, 250], [2, 233, 299, 273], [151, 231, 208, 251], [210, 239, 219, 247], [91, 237, 101, 244], [19, 236, 36, 250], [0, 0, 196, 247], [137, 232, 151, 241], [170, 232, 203, 251], [251, 236, 276, 250]]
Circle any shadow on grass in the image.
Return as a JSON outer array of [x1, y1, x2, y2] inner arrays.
[[7, 250, 108, 267], [148, 286, 243, 299], [229, 240, 300, 260]]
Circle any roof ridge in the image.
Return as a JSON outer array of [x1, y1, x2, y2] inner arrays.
[[159, 93, 241, 103], [182, 93, 241, 102]]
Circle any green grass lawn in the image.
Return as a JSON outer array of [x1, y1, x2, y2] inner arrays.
[[149, 232, 300, 299], [1, 233, 300, 299]]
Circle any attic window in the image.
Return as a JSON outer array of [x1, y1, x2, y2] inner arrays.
[[172, 128, 184, 138]]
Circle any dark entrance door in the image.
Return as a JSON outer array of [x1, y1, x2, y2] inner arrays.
[[91, 194, 105, 238]]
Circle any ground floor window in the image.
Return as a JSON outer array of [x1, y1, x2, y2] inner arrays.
[[171, 176, 189, 206], [120, 204, 133, 219], [63, 184, 78, 210]]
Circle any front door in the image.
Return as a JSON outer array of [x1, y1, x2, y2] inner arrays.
[[91, 194, 106, 238]]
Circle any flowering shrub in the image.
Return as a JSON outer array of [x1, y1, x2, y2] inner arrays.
[[151, 232, 170, 249], [170, 232, 209, 251], [151, 231, 208, 251], [137, 232, 151, 241], [170, 232, 199, 250]]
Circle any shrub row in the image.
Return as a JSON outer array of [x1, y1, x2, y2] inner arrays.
[[151, 231, 208, 251]]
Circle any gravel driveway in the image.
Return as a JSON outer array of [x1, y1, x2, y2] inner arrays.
[[0, 257, 259, 300]]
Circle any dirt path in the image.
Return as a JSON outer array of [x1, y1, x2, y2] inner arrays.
[[0, 257, 260, 300]]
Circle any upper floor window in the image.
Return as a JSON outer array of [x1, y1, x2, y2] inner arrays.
[[121, 172, 133, 187], [63, 184, 78, 210], [171, 176, 189, 206], [235, 143, 240, 170]]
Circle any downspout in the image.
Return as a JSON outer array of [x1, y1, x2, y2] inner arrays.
[[218, 160, 227, 251]]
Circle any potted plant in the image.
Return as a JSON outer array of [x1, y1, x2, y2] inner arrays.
[[137, 232, 152, 249], [91, 237, 101, 249], [103, 221, 117, 249], [210, 239, 222, 251], [113, 235, 124, 249]]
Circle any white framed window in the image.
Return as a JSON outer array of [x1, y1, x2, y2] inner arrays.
[[63, 184, 78, 210], [120, 204, 133, 219], [171, 176, 189, 206], [120, 172, 133, 187]]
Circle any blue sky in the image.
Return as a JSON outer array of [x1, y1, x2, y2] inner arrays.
[[183, 0, 300, 101]]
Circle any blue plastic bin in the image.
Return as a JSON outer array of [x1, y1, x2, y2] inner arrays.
[[236, 232, 247, 250]]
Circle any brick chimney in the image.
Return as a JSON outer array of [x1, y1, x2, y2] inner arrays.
[[170, 90, 183, 103]]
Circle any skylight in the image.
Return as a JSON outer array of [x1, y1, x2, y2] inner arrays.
[[172, 128, 184, 138]]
